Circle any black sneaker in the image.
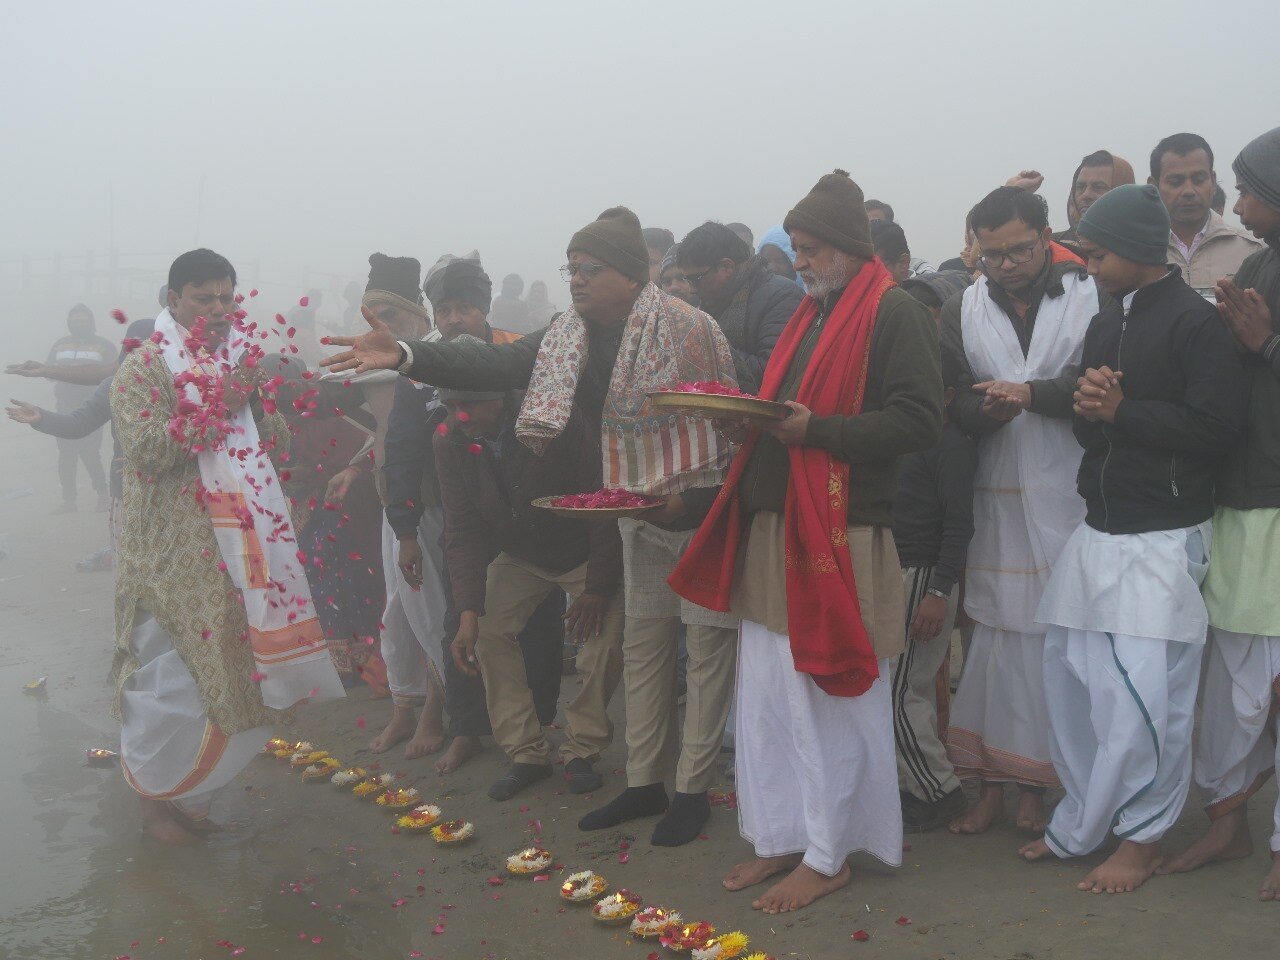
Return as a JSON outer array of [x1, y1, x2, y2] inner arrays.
[[902, 786, 967, 833], [487, 762, 553, 801]]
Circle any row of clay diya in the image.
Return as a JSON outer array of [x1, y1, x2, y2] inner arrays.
[[262, 738, 475, 845], [501, 849, 767, 959]]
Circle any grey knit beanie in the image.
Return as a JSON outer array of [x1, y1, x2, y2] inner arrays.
[[1233, 126, 1280, 214], [1077, 184, 1170, 266]]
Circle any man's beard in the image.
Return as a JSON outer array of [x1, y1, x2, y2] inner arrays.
[[799, 252, 855, 300]]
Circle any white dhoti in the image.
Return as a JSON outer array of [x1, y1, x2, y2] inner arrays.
[[379, 509, 449, 707], [1038, 523, 1210, 857], [946, 626, 1058, 787], [950, 271, 1093, 788], [736, 619, 902, 876], [120, 614, 268, 819], [1194, 628, 1280, 851]]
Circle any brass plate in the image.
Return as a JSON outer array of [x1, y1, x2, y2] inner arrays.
[[647, 390, 788, 421], [531, 496, 662, 520]]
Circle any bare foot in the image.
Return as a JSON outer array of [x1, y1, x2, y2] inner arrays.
[[1260, 852, 1280, 902], [1019, 838, 1054, 861], [1077, 840, 1162, 894], [369, 706, 417, 754], [173, 810, 223, 834], [950, 783, 1006, 835], [752, 862, 850, 913], [404, 702, 445, 760], [139, 799, 199, 845], [1017, 789, 1048, 836], [435, 735, 481, 775], [722, 853, 803, 891], [1157, 808, 1252, 874]]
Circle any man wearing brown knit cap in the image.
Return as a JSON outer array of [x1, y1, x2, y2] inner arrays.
[[321, 207, 743, 848], [671, 170, 943, 913]]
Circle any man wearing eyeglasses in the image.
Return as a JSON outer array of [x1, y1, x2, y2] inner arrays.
[[939, 185, 1100, 839], [321, 206, 742, 850], [675, 221, 803, 393]]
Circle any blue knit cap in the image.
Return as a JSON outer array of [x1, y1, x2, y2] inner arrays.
[[756, 224, 797, 265]]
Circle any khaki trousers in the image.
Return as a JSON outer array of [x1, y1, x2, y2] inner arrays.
[[623, 617, 738, 793], [475, 553, 623, 765]]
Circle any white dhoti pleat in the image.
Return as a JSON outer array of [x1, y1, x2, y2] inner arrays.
[[735, 620, 902, 876], [1042, 629, 1201, 856], [946, 625, 1058, 787], [119, 614, 268, 818], [1194, 628, 1280, 850], [379, 509, 449, 707], [1037, 523, 1211, 857]]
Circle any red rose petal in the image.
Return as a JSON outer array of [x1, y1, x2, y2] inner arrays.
[[896, 916, 911, 926], [852, 929, 871, 941]]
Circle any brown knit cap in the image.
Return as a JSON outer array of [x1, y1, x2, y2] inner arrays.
[[783, 169, 875, 259], [567, 206, 651, 284]]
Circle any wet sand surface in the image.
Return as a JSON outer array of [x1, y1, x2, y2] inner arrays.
[[1, 423, 1277, 960]]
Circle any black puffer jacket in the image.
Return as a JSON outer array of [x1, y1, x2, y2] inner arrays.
[[1074, 269, 1247, 534], [709, 257, 804, 393], [1216, 238, 1280, 509]]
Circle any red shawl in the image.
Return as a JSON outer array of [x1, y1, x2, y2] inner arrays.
[[669, 258, 895, 696]]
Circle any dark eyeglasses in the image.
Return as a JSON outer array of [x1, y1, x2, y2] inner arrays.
[[979, 240, 1042, 268]]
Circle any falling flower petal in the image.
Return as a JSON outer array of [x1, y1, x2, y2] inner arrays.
[[432, 924, 445, 935], [896, 916, 911, 926], [852, 929, 870, 942]]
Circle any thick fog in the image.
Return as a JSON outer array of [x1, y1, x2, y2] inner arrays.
[[1, 0, 1276, 359]]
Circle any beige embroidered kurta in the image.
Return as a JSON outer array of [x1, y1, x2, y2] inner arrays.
[[110, 344, 294, 734]]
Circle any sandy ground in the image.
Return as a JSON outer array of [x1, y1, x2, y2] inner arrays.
[[1, 419, 1277, 960]]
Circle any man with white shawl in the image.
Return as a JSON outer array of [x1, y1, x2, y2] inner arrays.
[[111, 248, 343, 843], [321, 206, 741, 847], [939, 186, 1097, 836]]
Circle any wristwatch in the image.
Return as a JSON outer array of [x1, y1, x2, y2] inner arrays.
[[395, 340, 413, 374], [926, 587, 950, 600]]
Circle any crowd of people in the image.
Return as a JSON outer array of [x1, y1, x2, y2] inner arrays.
[[9, 124, 1280, 915]]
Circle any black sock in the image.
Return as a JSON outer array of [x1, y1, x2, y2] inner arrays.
[[650, 791, 710, 847], [577, 783, 668, 831]]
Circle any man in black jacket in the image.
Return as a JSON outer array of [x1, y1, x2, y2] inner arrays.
[[381, 255, 563, 776], [676, 221, 803, 394], [1162, 125, 1280, 902], [1020, 185, 1246, 895], [435, 377, 623, 802]]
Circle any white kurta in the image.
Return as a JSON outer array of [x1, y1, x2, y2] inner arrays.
[[1037, 524, 1209, 856], [947, 271, 1095, 784], [120, 615, 269, 818], [379, 509, 449, 706], [735, 620, 902, 876]]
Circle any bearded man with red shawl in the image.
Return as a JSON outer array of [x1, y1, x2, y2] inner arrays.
[[670, 170, 943, 913]]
